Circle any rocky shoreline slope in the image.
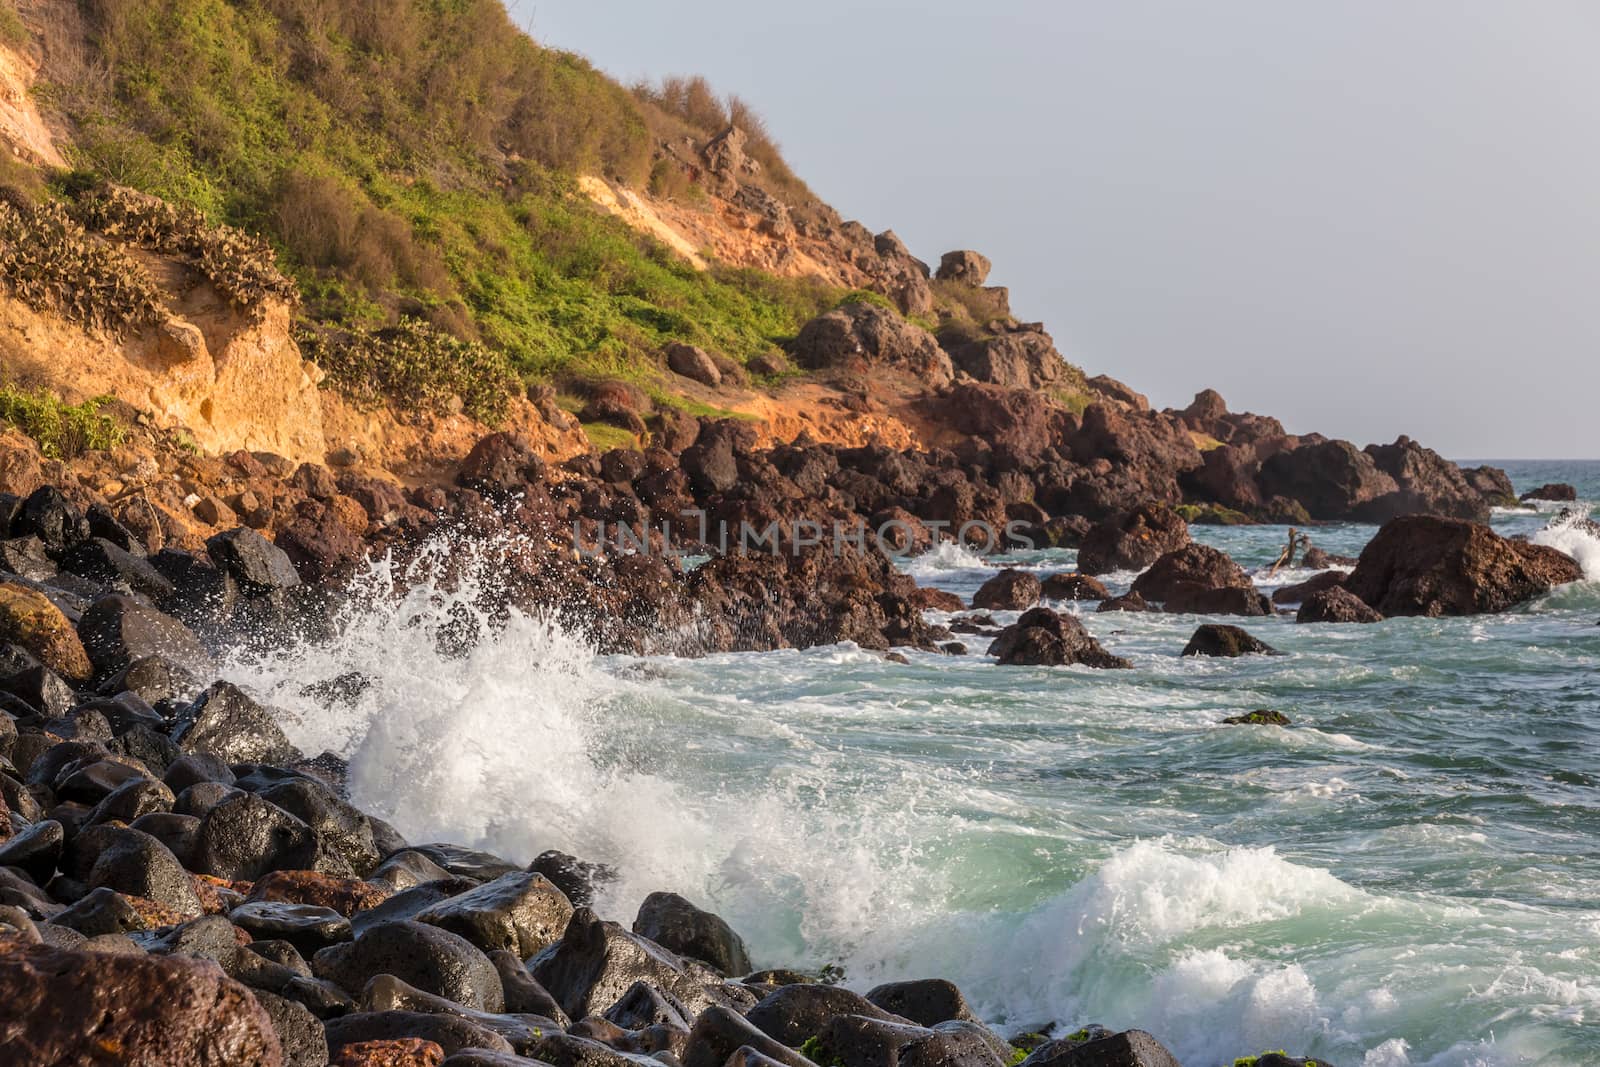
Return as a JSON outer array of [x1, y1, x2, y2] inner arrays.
[[0, 423, 1586, 1066]]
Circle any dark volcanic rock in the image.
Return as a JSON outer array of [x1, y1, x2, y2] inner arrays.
[[1270, 570, 1346, 605], [0, 938, 282, 1065], [682, 1004, 812, 1067], [1259, 440, 1398, 521], [417, 871, 574, 958], [864, 978, 977, 1026], [193, 792, 318, 881], [314, 920, 504, 1012], [532, 907, 727, 1021], [1222, 709, 1291, 726], [207, 527, 303, 595], [1096, 592, 1150, 614], [1344, 516, 1583, 617], [230, 900, 353, 954], [88, 826, 205, 916], [808, 1013, 1004, 1067], [77, 593, 206, 677], [971, 569, 1041, 611], [1076, 503, 1191, 576], [1161, 584, 1271, 617], [325, 1011, 514, 1058], [176, 681, 302, 765], [529, 849, 614, 910], [1019, 1029, 1180, 1067], [1521, 483, 1577, 502], [746, 983, 906, 1046], [1181, 624, 1278, 657], [987, 607, 1130, 668], [1297, 586, 1384, 624], [633, 890, 752, 977]]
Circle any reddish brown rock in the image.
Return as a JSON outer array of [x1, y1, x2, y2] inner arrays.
[[249, 870, 389, 917], [1076, 503, 1191, 575], [331, 1038, 445, 1067], [1040, 573, 1110, 601], [1343, 516, 1583, 617], [972, 569, 1041, 611], [1270, 570, 1347, 605], [987, 607, 1130, 668], [0, 938, 282, 1065], [1129, 544, 1253, 603], [910, 586, 966, 612], [1297, 586, 1384, 624]]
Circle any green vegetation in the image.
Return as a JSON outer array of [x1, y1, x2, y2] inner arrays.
[[1006, 1047, 1030, 1065], [579, 421, 641, 453], [1176, 503, 1254, 526], [0, 2, 25, 48], [29, 0, 840, 421], [0, 199, 163, 335], [297, 317, 519, 424], [797, 1035, 844, 1067], [0, 387, 125, 459]]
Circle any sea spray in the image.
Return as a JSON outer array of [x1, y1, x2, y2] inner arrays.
[[212, 515, 1600, 1066]]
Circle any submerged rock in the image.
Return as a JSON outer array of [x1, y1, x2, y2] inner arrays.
[[971, 569, 1041, 611], [1221, 710, 1291, 726], [1181, 624, 1277, 657], [1297, 586, 1383, 624], [987, 608, 1130, 669]]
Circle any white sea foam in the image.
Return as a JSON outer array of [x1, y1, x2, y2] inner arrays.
[[1531, 507, 1600, 581], [211, 532, 1600, 1067]]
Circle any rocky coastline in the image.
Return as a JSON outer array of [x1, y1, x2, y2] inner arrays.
[[0, 402, 1587, 1066]]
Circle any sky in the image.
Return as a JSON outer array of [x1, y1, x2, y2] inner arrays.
[[504, 1, 1600, 458]]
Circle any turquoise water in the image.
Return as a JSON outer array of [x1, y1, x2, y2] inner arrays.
[[228, 461, 1600, 1067]]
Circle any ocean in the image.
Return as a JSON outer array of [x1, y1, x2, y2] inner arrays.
[[224, 460, 1600, 1067]]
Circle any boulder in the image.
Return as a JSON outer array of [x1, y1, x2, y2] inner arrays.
[[1521, 483, 1577, 502], [1182, 389, 1228, 421], [58, 538, 175, 600], [935, 250, 992, 286], [1270, 570, 1346, 605], [417, 871, 574, 958], [1362, 436, 1489, 521], [255, 990, 329, 1067], [1039, 573, 1109, 601], [1076, 504, 1191, 575], [1161, 585, 1271, 617], [0, 938, 282, 1065], [971, 569, 1041, 611], [1019, 1029, 1180, 1067], [88, 826, 205, 916], [206, 527, 303, 596], [1221, 710, 1292, 726], [249, 870, 389, 917], [176, 681, 302, 766], [326, 1014, 511, 1059], [928, 383, 1067, 468], [790, 303, 953, 387], [532, 908, 724, 1021], [13, 486, 88, 552], [864, 979, 977, 1026], [230, 900, 353, 954], [78, 593, 206, 677], [667, 344, 723, 387], [1344, 516, 1583, 616], [0, 581, 91, 682], [1181, 624, 1277, 657], [1259, 440, 1398, 521], [945, 327, 1064, 390], [633, 890, 751, 977], [314, 921, 504, 1012], [529, 850, 614, 910], [1297, 586, 1383, 624], [746, 984, 907, 1047], [456, 433, 544, 499], [193, 792, 318, 881], [808, 1013, 1004, 1067], [1085, 375, 1150, 411], [682, 1004, 813, 1067], [987, 608, 1130, 669], [1128, 544, 1253, 604], [1095, 592, 1150, 614]]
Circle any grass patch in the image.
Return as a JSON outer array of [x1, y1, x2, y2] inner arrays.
[[580, 421, 640, 452], [0, 387, 125, 459], [0, 2, 26, 48]]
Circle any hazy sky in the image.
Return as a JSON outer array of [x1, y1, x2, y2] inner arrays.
[[505, 1, 1600, 458]]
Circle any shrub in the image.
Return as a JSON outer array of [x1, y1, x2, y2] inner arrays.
[[0, 199, 164, 334], [0, 2, 25, 48], [0, 387, 125, 459], [298, 316, 518, 424], [70, 182, 298, 314]]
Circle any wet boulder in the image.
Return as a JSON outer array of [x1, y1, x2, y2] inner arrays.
[[489, 949, 571, 1024], [326, 1012, 514, 1059], [809, 1013, 1004, 1067], [230, 900, 353, 954], [207, 527, 303, 596], [1520, 483, 1576, 502], [255, 989, 329, 1067], [0, 581, 92, 682], [249, 870, 390, 917], [1095, 592, 1150, 614], [77, 593, 207, 678], [1259, 440, 1398, 521], [1221, 710, 1291, 726], [1075, 504, 1191, 576], [1297, 586, 1384, 624], [1019, 1029, 1180, 1067], [746, 983, 908, 1046], [314, 920, 504, 1012], [360, 974, 554, 1054], [1181, 624, 1278, 657], [1128, 544, 1254, 605], [88, 826, 205, 916], [58, 537, 175, 600], [1343, 516, 1583, 616], [457, 433, 546, 499], [864, 978, 977, 1026], [257, 777, 380, 877], [1269, 570, 1346, 605], [1161, 585, 1271, 616], [632, 890, 751, 977], [13, 486, 89, 553], [987, 607, 1130, 669], [971, 569, 1041, 611], [417, 871, 574, 958], [682, 1004, 813, 1067], [1039, 573, 1110, 602], [532, 907, 727, 1021], [0, 938, 282, 1065], [175, 681, 302, 766], [193, 792, 318, 881]]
